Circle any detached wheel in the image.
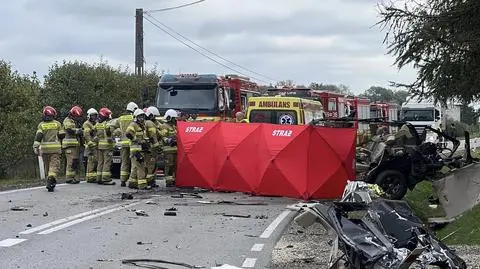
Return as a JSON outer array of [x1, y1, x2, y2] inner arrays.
[[374, 170, 408, 200]]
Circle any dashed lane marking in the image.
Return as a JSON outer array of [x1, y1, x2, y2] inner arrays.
[[241, 258, 257, 268], [259, 210, 291, 239], [250, 243, 264, 252], [0, 238, 27, 247], [20, 202, 129, 235], [37, 201, 142, 235]]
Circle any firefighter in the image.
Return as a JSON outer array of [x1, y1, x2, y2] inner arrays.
[[95, 107, 116, 185], [62, 105, 83, 184], [33, 106, 65, 192], [110, 102, 138, 187], [125, 109, 149, 189], [145, 106, 163, 188], [160, 109, 178, 187], [83, 108, 99, 183]]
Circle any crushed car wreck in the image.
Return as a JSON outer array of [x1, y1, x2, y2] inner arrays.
[[294, 181, 467, 269]]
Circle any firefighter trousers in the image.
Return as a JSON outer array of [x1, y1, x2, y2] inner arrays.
[[120, 147, 130, 182], [97, 149, 113, 183], [128, 152, 147, 189], [41, 153, 60, 180], [145, 152, 157, 185], [64, 147, 80, 181], [86, 148, 98, 182]]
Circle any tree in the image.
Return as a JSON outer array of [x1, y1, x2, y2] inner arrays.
[[360, 86, 394, 103], [275, 80, 295, 88], [0, 61, 41, 176], [378, 0, 480, 103], [393, 90, 409, 106], [309, 82, 352, 94], [41, 60, 160, 118]]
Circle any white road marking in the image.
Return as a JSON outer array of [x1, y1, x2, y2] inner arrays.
[[20, 202, 129, 235], [259, 210, 291, 239], [0, 181, 86, 195], [0, 238, 27, 247], [250, 243, 264, 252], [241, 258, 257, 268], [38, 201, 142, 235]]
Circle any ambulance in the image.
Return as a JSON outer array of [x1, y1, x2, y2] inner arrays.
[[246, 96, 324, 125]]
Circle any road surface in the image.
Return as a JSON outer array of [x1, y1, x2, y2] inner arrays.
[[0, 181, 299, 269]]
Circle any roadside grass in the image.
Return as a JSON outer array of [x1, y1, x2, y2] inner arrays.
[[0, 178, 45, 191], [404, 181, 446, 222], [404, 149, 480, 245], [436, 205, 480, 245]]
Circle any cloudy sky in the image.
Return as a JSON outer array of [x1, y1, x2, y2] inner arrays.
[[1, 0, 417, 93]]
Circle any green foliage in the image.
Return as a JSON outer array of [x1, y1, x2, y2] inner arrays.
[[0, 59, 160, 178], [404, 181, 446, 222], [359, 86, 409, 105], [378, 0, 480, 103], [41, 60, 160, 118], [0, 61, 41, 177], [309, 82, 353, 95]]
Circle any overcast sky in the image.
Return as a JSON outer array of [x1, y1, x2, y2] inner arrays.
[[0, 0, 417, 93]]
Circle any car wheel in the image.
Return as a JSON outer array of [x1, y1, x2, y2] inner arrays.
[[374, 170, 408, 200]]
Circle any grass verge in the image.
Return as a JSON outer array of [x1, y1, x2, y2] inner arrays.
[[404, 181, 446, 222], [435, 205, 480, 245], [0, 178, 45, 191]]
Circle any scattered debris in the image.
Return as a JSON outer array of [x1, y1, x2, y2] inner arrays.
[[164, 211, 177, 216], [145, 201, 157, 205], [222, 213, 251, 218], [173, 203, 189, 206], [121, 193, 133, 200], [97, 259, 114, 262], [255, 214, 268, 219], [8, 200, 12, 203], [212, 265, 242, 269], [43, 212, 48, 217], [286, 245, 294, 248], [134, 210, 148, 217], [136, 241, 152, 245], [171, 193, 203, 199], [171, 194, 184, 198], [26, 224, 32, 228], [10, 206, 28, 211], [198, 200, 267, 206], [244, 234, 257, 237], [122, 258, 205, 268], [166, 207, 177, 212]]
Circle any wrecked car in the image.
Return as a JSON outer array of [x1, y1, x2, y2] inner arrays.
[[295, 181, 467, 269], [356, 122, 464, 199]]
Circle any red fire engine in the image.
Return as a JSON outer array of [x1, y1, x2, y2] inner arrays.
[[156, 73, 261, 121]]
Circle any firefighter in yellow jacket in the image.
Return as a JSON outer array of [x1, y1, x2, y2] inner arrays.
[[110, 101, 138, 187], [83, 108, 99, 183], [33, 106, 65, 192], [125, 109, 149, 189], [95, 107, 116, 185], [62, 105, 83, 184], [145, 106, 164, 188], [159, 109, 178, 187]]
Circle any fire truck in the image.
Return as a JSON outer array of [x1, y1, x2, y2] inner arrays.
[[369, 102, 399, 133], [156, 73, 261, 121]]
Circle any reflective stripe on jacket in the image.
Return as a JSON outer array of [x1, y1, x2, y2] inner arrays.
[[34, 120, 65, 154], [126, 121, 146, 153], [95, 121, 114, 150]]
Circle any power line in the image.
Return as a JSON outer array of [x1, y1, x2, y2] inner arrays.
[[144, 12, 277, 82], [146, 0, 206, 13], [143, 15, 273, 84]]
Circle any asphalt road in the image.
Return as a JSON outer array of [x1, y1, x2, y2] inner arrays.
[[0, 180, 299, 269]]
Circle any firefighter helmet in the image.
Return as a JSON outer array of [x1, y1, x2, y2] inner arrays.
[[134, 108, 146, 117], [126, 102, 138, 113], [69, 106, 83, 117], [146, 106, 160, 117], [43, 106, 57, 117], [163, 109, 179, 119], [99, 107, 112, 119], [86, 108, 98, 120]]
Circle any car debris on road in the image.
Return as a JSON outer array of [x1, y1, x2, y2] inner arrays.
[[294, 181, 467, 269]]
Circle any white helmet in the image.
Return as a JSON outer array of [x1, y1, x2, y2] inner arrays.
[[87, 108, 98, 120], [164, 109, 179, 119], [146, 106, 160, 117], [126, 102, 138, 113], [133, 108, 146, 117]]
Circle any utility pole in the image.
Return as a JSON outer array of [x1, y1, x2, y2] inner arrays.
[[135, 8, 144, 76]]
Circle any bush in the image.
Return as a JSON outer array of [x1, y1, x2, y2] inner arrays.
[[0, 61, 41, 177]]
